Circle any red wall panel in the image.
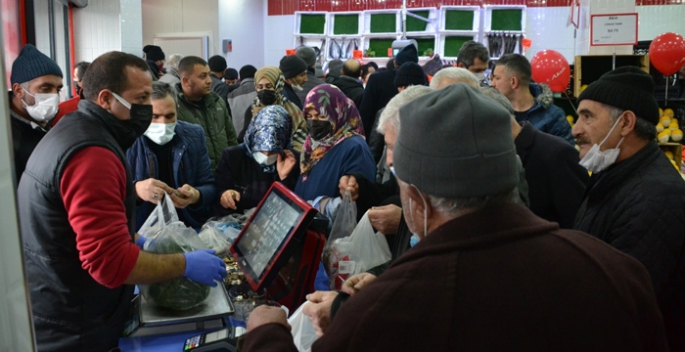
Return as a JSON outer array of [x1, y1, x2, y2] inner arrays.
[[267, 0, 682, 16]]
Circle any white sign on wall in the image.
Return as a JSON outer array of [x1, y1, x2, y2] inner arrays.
[[590, 13, 638, 46]]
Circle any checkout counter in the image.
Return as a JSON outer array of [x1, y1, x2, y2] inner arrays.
[[118, 183, 327, 351]]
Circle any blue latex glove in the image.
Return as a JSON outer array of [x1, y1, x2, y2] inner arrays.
[[135, 235, 147, 249], [183, 249, 228, 286]]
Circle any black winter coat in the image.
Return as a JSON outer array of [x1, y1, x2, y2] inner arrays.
[[332, 75, 364, 109], [574, 140, 685, 350], [358, 70, 397, 139], [515, 122, 588, 228]]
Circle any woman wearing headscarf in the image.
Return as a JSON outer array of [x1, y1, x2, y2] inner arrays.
[[213, 105, 299, 216], [295, 84, 376, 204], [237, 66, 308, 152]]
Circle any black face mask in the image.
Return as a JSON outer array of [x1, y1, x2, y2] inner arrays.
[[257, 89, 277, 105], [118, 104, 153, 150], [307, 119, 333, 141]]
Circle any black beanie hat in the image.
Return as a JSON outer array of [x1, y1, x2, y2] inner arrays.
[[11, 44, 63, 85], [279, 55, 308, 79], [395, 44, 419, 66], [578, 66, 659, 125], [208, 55, 228, 73], [144, 45, 165, 62], [394, 62, 427, 87]]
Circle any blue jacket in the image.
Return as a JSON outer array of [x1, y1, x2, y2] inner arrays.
[[127, 120, 217, 230], [514, 83, 574, 145]]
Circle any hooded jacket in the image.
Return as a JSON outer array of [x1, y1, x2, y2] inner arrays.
[[574, 141, 685, 350], [333, 75, 364, 109], [514, 83, 574, 145], [175, 83, 238, 171]]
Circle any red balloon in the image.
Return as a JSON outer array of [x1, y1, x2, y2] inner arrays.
[[530, 50, 571, 93], [649, 32, 685, 76]]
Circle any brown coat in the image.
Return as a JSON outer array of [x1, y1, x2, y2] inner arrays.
[[244, 204, 668, 352]]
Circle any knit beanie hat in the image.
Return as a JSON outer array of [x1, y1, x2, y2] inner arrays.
[[395, 44, 419, 66], [279, 55, 308, 79], [208, 55, 228, 73], [11, 44, 63, 85], [578, 66, 659, 125], [394, 62, 427, 87], [144, 45, 165, 62], [296, 46, 317, 67], [394, 83, 519, 198]]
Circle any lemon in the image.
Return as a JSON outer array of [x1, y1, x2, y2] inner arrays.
[[671, 159, 679, 171], [665, 150, 675, 160], [660, 108, 664, 116], [660, 117, 672, 128], [671, 129, 683, 142], [566, 115, 574, 123], [658, 130, 671, 143], [664, 108, 675, 117], [657, 123, 665, 133]]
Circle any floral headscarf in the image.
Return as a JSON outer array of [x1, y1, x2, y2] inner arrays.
[[300, 84, 365, 178], [244, 105, 292, 173], [251, 66, 308, 152]]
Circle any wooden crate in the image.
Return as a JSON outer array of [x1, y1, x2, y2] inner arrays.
[[573, 54, 649, 97]]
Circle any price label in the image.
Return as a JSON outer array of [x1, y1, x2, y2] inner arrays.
[[591, 13, 638, 46]]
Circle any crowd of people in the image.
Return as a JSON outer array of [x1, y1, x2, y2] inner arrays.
[[7, 39, 685, 351]]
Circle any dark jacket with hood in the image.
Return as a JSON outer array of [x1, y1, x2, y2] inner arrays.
[[514, 83, 574, 145], [210, 74, 230, 102], [574, 141, 685, 350], [18, 100, 137, 351], [358, 70, 398, 139], [127, 120, 217, 230], [9, 91, 49, 182], [333, 75, 364, 109], [282, 83, 303, 110], [244, 204, 668, 352]]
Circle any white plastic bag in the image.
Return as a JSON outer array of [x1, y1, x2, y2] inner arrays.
[[288, 302, 317, 352], [325, 210, 392, 290], [323, 192, 358, 290], [197, 227, 231, 254], [138, 192, 178, 238]]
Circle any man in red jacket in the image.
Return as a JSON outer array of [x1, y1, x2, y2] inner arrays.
[[242, 83, 668, 351]]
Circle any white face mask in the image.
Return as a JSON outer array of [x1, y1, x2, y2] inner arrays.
[[144, 122, 176, 145], [407, 184, 428, 247], [22, 91, 59, 122], [253, 152, 278, 165], [291, 82, 304, 92], [579, 116, 625, 173], [474, 72, 485, 82]]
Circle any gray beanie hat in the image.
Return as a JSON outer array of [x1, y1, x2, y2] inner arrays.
[[394, 83, 519, 198], [296, 46, 317, 67], [11, 44, 63, 85], [279, 55, 308, 79]]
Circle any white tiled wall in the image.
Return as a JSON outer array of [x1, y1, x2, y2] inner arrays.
[[73, 0, 122, 62], [120, 0, 143, 56], [218, 0, 266, 69], [525, 7, 576, 63], [637, 5, 685, 41]]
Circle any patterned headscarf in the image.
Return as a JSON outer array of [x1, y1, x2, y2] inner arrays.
[[251, 66, 307, 152], [244, 105, 292, 154], [300, 84, 365, 178]]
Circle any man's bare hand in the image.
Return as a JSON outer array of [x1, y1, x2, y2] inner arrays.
[[341, 273, 377, 296], [368, 204, 402, 235], [135, 178, 173, 204], [220, 189, 241, 210], [338, 175, 359, 200], [247, 306, 291, 332], [303, 291, 339, 337]]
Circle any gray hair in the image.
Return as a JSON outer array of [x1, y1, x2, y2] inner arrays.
[[165, 54, 183, 71], [151, 81, 176, 103], [603, 103, 657, 141], [456, 41, 490, 68], [377, 85, 433, 135], [479, 86, 515, 116], [428, 187, 521, 217], [430, 67, 479, 89]]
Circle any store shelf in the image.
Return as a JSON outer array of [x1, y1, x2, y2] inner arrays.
[[573, 55, 649, 98], [440, 33, 477, 58], [329, 12, 363, 37], [659, 143, 682, 170], [440, 6, 480, 32], [326, 36, 362, 61], [364, 10, 401, 35], [404, 8, 439, 36], [483, 5, 526, 32], [295, 12, 329, 36]]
